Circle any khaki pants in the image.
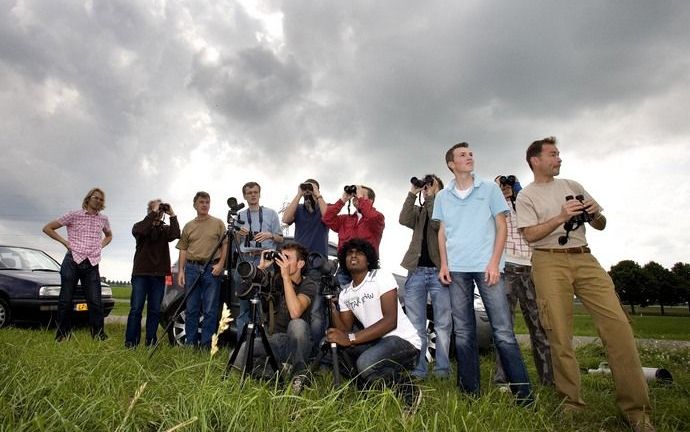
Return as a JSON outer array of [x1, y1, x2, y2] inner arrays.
[[531, 250, 651, 422]]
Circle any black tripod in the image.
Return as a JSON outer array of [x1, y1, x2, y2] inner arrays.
[[310, 292, 353, 386], [148, 198, 243, 359], [225, 286, 280, 379]]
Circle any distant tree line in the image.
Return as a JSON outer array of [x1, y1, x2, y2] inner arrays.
[[609, 260, 690, 315]]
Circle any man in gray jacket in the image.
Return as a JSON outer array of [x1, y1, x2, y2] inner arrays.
[[399, 174, 451, 379]]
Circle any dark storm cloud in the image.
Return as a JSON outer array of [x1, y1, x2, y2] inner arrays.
[[277, 0, 690, 176], [189, 46, 311, 123]]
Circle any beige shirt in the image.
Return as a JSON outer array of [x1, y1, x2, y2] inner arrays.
[[176, 216, 225, 261], [515, 178, 598, 249]]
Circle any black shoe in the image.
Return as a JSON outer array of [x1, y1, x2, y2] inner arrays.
[[398, 382, 423, 416]]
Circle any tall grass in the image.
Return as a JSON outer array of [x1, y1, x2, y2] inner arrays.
[[2, 324, 687, 431]]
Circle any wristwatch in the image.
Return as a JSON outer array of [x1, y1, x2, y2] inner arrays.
[[348, 332, 356, 345]]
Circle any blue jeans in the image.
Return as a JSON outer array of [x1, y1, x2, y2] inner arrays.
[[345, 335, 419, 387], [56, 252, 104, 339], [125, 275, 165, 347], [302, 268, 326, 348], [449, 272, 532, 401], [184, 262, 221, 348], [404, 267, 452, 378], [234, 319, 313, 376]]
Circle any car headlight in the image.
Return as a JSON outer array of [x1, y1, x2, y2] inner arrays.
[[101, 286, 112, 296], [39, 286, 62, 297]]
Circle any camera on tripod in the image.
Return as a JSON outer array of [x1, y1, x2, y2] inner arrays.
[[236, 260, 276, 300], [307, 252, 339, 297], [410, 175, 434, 189]]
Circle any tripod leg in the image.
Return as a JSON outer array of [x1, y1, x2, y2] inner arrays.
[[330, 343, 341, 386], [244, 323, 257, 378], [224, 322, 250, 378], [257, 324, 280, 373]]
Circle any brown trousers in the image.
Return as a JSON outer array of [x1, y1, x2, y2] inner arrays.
[[531, 250, 651, 422]]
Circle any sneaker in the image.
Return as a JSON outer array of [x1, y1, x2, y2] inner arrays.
[[629, 417, 656, 432], [496, 383, 511, 394], [399, 382, 423, 416], [291, 374, 307, 395]]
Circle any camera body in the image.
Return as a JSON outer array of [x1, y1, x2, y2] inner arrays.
[[410, 175, 434, 189], [343, 185, 357, 195]]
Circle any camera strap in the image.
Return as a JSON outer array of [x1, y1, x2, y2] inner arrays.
[[245, 206, 264, 235]]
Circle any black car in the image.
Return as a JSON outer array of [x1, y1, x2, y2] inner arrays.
[[0, 245, 114, 328]]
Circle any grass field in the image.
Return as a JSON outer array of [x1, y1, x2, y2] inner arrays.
[[109, 284, 690, 341], [1, 324, 688, 431]]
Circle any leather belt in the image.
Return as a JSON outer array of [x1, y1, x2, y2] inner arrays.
[[534, 246, 591, 254], [505, 263, 531, 273], [187, 258, 220, 265]]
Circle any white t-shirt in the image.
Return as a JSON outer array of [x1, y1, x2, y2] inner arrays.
[[338, 270, 422, 350]]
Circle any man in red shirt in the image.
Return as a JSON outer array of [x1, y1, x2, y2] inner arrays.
[[43, 187, 113, 341], [322, 185, 385, 286]]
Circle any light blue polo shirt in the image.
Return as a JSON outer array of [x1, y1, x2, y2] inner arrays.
[[431, 176, 509, 272]]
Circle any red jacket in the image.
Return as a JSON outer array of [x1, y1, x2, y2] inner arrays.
[[322, 197, 385, 252]]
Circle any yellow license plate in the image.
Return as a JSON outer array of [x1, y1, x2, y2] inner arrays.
[[75, 303, 88, 311]]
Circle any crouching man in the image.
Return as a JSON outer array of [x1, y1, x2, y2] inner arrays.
[[326, 238, 423, 412], [233, 242, 317, 394]]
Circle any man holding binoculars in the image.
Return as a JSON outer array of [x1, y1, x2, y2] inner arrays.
[[323, 184, 385, 286]]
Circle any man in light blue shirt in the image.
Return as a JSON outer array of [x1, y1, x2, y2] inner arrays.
[[235, 181, 284, 339], [432, 142, 532, 405]]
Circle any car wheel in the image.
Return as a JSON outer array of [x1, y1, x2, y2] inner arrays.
[[0, 298, 11, 328], [424, 319, 436, 363], [167, 310, 204, 346]]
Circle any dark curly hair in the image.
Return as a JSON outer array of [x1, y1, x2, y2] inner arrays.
[[338, 238, 380, 277]]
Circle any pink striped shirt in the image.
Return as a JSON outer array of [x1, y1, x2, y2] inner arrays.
[[58, 210, 111, 265]]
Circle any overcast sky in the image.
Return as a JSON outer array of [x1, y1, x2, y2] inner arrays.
[[1, 0, 689, 281]]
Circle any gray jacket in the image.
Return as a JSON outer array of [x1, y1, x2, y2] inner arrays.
[[399, 192, 441, 271]]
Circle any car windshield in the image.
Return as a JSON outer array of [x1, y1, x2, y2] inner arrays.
[[0, 246, 60, 271]]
